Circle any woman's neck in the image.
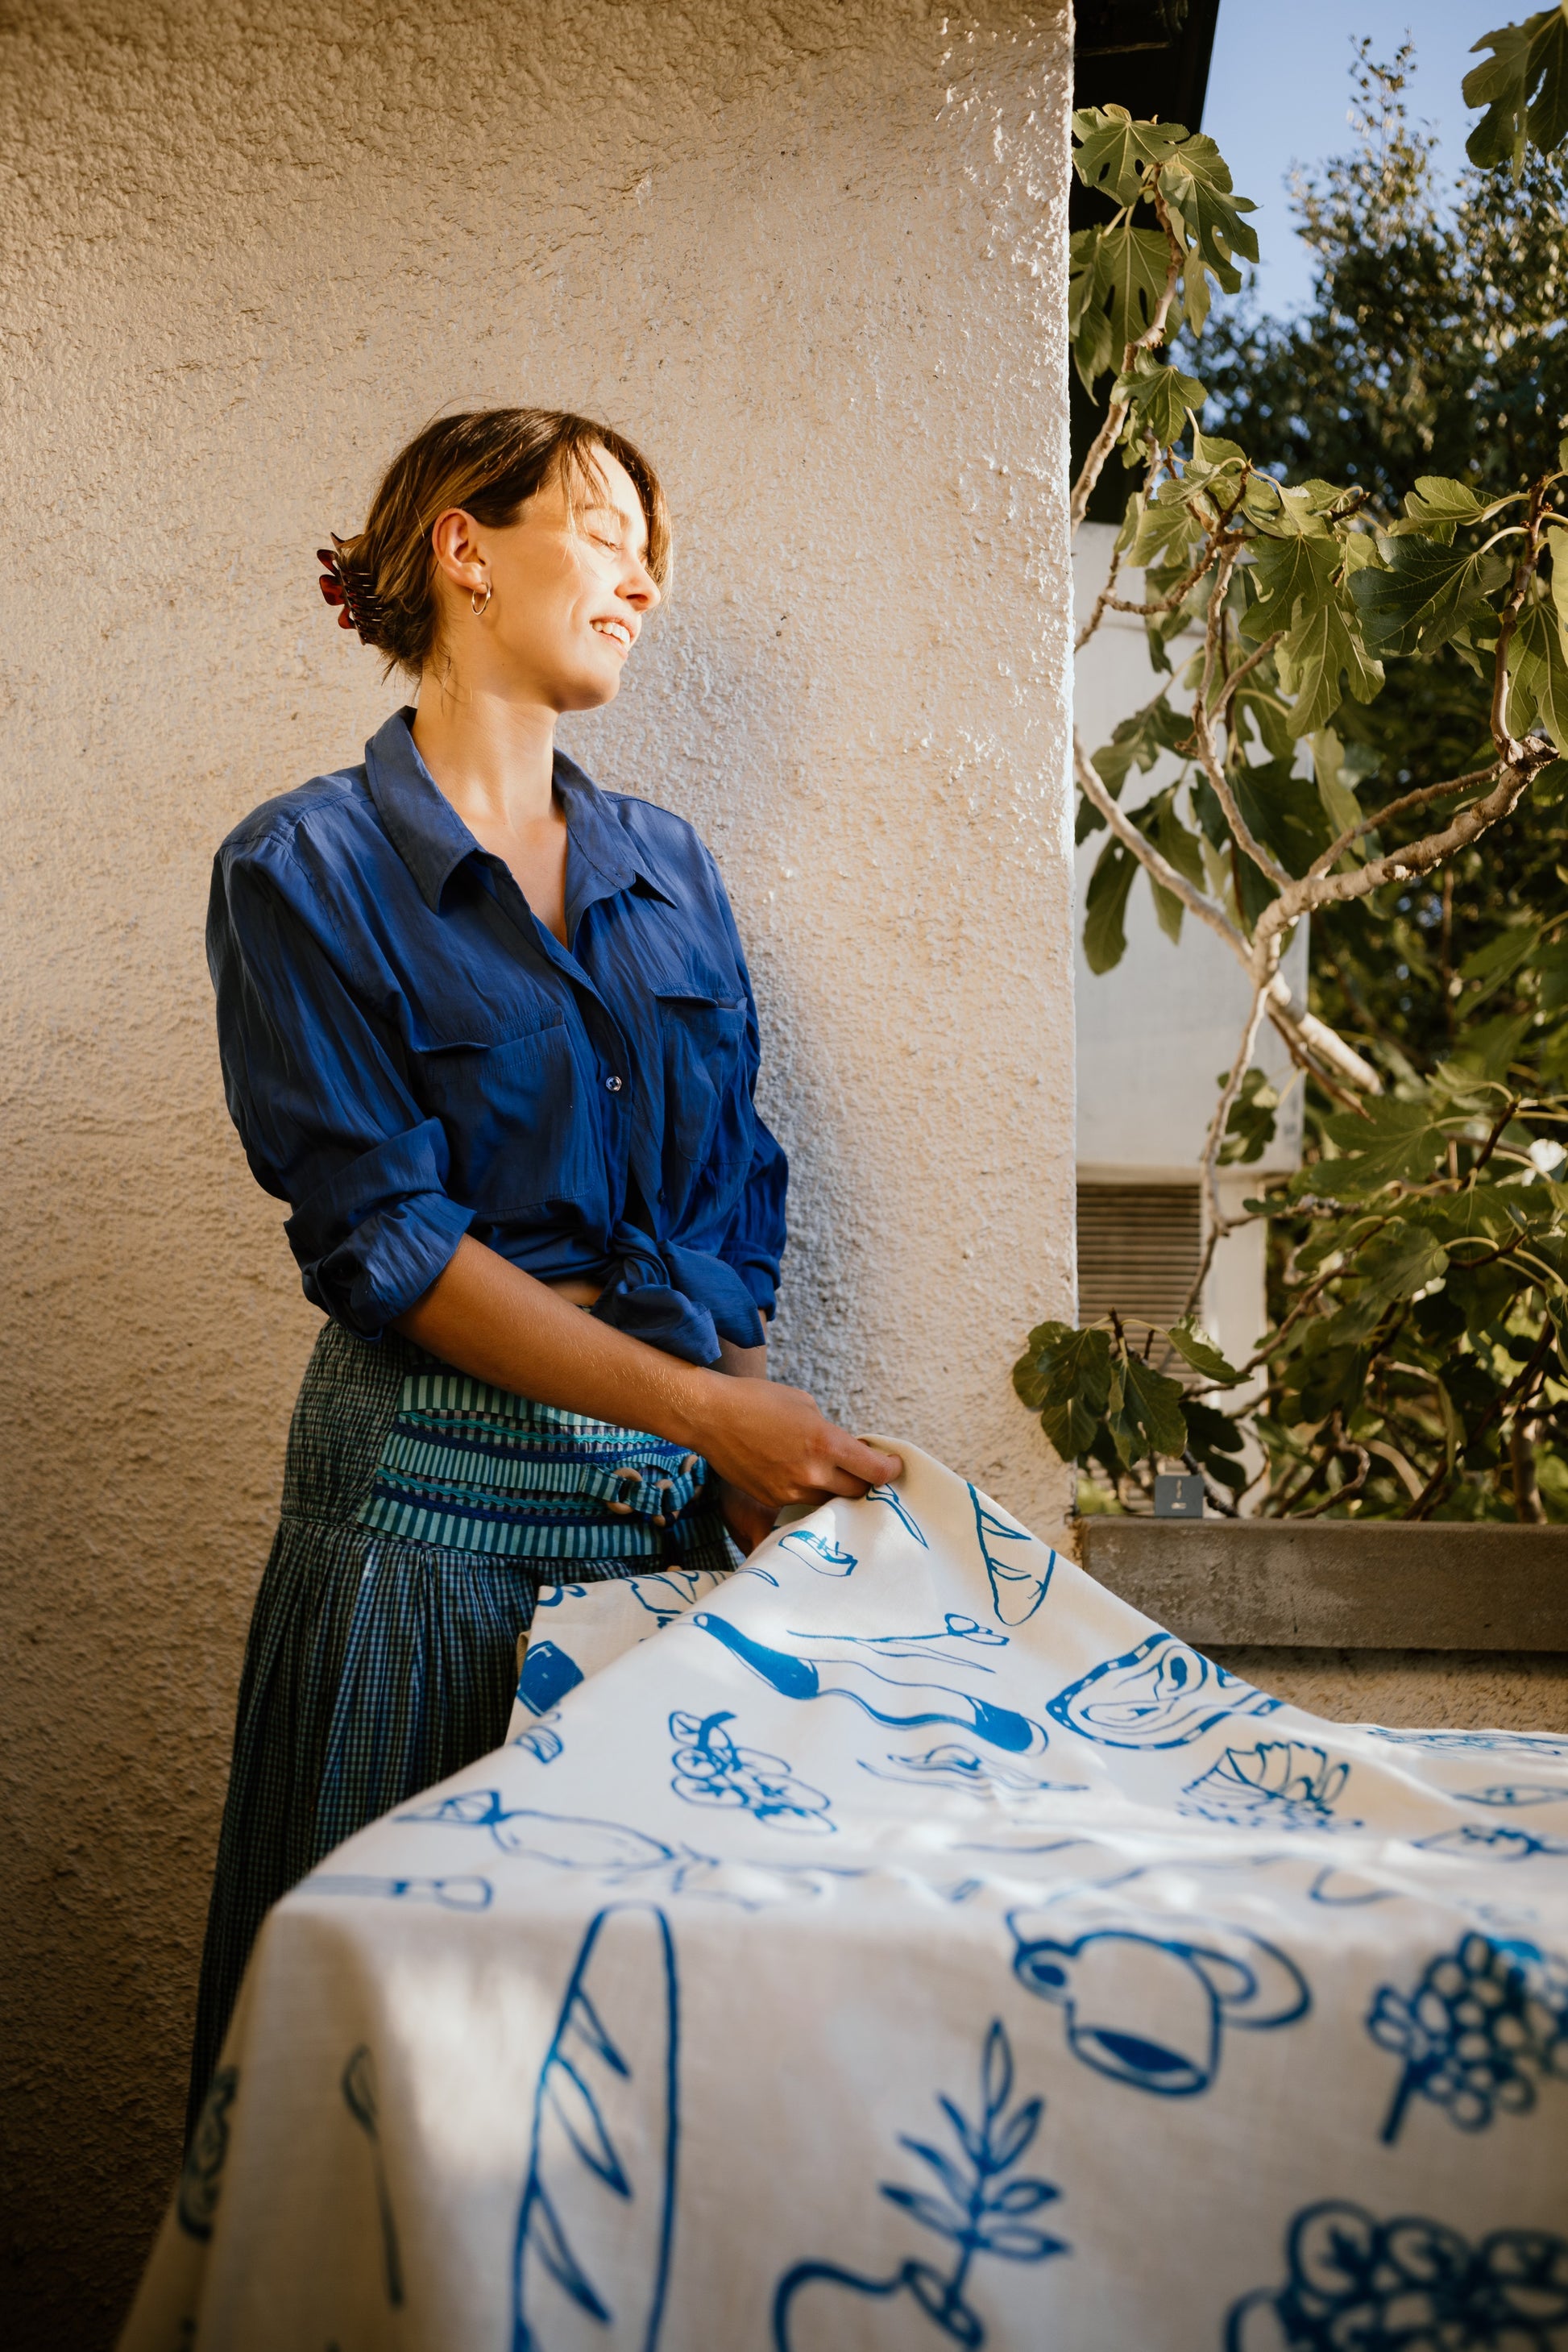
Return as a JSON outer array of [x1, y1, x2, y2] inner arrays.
[[411, 673, 559, 832]]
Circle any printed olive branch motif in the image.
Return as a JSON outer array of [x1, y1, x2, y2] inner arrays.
[[1367, 1929, 1568, 2143], [772, 2021, 1066, 2350]]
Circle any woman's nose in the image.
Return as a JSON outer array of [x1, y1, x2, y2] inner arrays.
[[625, 558, 660, 611]]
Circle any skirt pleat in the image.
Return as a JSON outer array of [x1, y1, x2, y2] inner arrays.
[[186, 1320, 730, 2138]]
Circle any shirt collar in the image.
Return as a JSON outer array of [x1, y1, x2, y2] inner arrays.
[[362, 707, 671, 917]]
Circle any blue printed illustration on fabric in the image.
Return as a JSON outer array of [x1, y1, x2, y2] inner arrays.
[[1366, 1728, 1568, 1757], [785, 1615, 1008, 1670], [512, 1906, 678, 2352], [1417, 1823, 1568, 1862], [861, 1744, 1087, 1796], [342, 2047, 405, 2308], [969, 1485, 1055, 1626], [692, 1613, 1050, 1756], [772, 2020, 1066, 2350], [1010, 1912, 1309, 2096], [177, 2064, 239, 2242], [1180, 1739, 1360, 1831], [396, 1790, 864, 1910], [778, 1529, 858, 1576], [1459, 1785, 1568, 1809], [867, 1483, 930, 1548], [628, 1567, 726, 1628], [1368, 1929, 1568, 2143], [513, 1715, 565, 1765], [1047, 1632, 1280, 1749], [1225, 2201, 1568, 2351], [1307, 1867, 1396, 1907], [533, 1583, 591, 1611], [516, 1641, 585, 1719], [307, 1873, 496, 1910], [669, 1709, 834, 1834]]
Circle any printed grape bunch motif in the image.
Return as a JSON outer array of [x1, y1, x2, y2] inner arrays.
[[1367, 1931, 1568, 2143], [1226, 2200, 1568, 2352], [668, 1708, 835, 1833]]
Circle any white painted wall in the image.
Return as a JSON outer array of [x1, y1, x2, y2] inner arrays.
[[1072, 523, 1305, 1377], [1074, 523, 1307, 1176], [0, 6, 1075, 2335]]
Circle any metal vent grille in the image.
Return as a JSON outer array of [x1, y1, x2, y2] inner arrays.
[[1076, 1181, 1204, 1337]]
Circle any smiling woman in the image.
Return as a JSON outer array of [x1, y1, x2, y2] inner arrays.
[[189, 405, 900, 2141]]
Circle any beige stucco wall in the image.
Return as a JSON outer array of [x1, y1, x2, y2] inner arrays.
[[0, 2, 1076, 2340]]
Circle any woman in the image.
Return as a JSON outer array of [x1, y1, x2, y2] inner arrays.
[[189, 406, 898, 2130]]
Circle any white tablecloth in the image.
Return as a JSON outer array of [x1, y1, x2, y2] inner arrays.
[[124, 1441, 1568, 2350]]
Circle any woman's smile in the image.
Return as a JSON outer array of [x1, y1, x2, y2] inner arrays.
[[591, 615, 635, 652]]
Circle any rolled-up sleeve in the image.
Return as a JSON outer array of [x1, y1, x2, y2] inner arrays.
[[209, 840, 471, 1338], [722, 1115, 789, 1319], [705, 868, 788, 1318]]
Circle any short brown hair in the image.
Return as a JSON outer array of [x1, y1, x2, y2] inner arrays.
[[326, 408, 670, 675]]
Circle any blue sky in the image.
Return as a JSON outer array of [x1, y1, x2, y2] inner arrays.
[[1203, 0, 1498, 316]]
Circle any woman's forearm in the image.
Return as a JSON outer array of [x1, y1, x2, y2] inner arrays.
[[393, 1234, 716, 1447], [392, 1237, 899, 1508]]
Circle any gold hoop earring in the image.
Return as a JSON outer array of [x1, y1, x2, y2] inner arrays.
[[471, 579, 492, 617]]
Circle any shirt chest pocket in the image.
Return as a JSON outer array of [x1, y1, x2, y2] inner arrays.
[[409, 1008, 593, 1212], [657, 988, 749, 1168]]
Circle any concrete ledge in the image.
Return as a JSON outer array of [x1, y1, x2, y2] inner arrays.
[[1075, 1518, 1568, 1651]]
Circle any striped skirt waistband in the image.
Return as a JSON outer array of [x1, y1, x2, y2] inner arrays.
[[357, 1360, 710, 1560]]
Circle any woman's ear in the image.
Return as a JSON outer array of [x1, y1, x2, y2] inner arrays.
[[429, 508, 486, 596]]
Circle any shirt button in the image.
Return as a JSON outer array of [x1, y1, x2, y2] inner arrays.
[[605, 1075, 623, 1093]]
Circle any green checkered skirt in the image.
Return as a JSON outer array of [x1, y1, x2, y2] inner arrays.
[[187, 1319, 730, 2137]]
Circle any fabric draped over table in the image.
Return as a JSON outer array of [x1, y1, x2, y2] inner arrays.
[[127, 1443, 1568, 2352]]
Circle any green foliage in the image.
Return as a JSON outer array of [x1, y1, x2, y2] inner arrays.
[[1068, 106, 1255, 391], [1465, 6, 1568, 175], [1036, 18, 1568, 1520]]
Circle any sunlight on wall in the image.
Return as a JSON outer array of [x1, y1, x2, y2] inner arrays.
[[0, 4, 1074, 2338]]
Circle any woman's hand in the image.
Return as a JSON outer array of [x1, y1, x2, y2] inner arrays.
[[697, 1374, 902, 1512], [712, 1477, 779, 1557]]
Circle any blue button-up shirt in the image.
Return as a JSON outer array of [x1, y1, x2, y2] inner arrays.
[[208, 708, 787, 1366]]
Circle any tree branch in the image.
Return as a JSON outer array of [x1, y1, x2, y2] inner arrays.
[[1073, 730, 1251, 956], [1191, 554, 1294, 888], [1199, 975, 1274, 1235], [1305, 762, 1504, 882], [1264, 976, 1384, 1095], [1255, 740, 1557, 952]]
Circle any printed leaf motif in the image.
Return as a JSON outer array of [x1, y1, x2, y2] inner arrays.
[[988, 2180, 1056, 2216], [880, 2186, 969, 2244], [981, 2022, 1014, 2119]]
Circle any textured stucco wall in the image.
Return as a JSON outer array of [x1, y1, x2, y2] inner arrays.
[[0, 3, 1075, 2340]]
